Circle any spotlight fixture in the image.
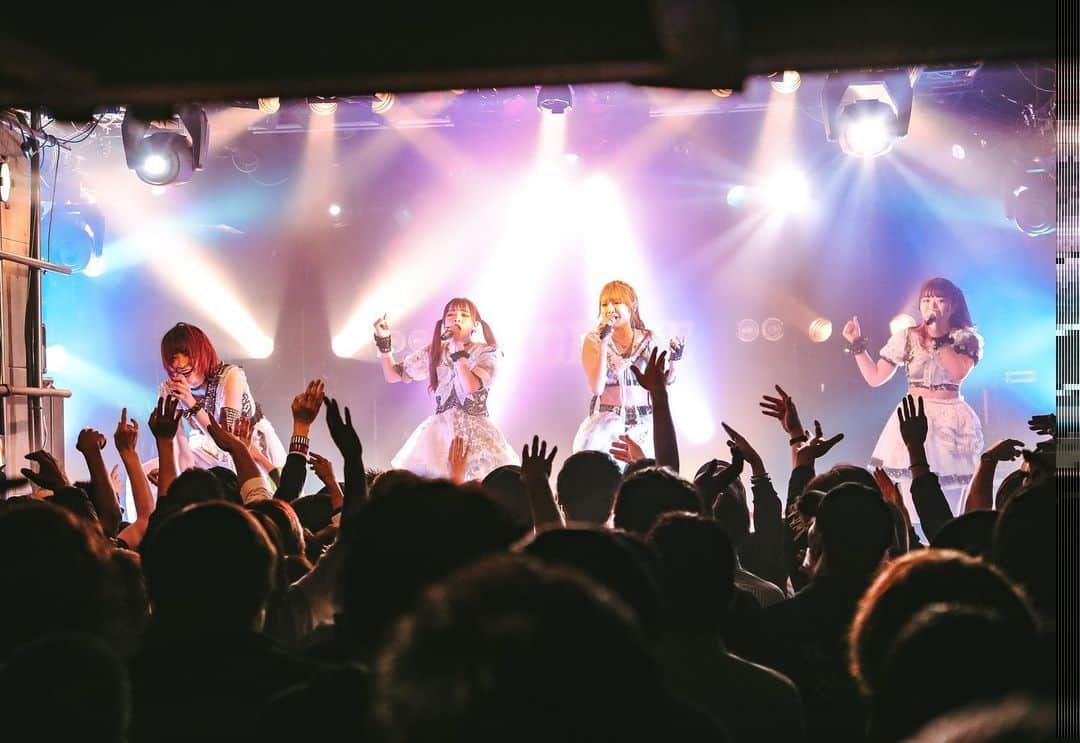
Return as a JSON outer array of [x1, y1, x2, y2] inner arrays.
[[537, 84, 573, 114], [0, 159, 10, 204], [769, 71, 801, 94], [308, 96, 338, 116], [711, 88, 733, 98], [1002, 150, 1055, 237], [46, 202, 105, 273], [761, 317, 785, 342], [808, 318, 833, 343], [823, 70, 913, 158], [258, 97, 281, 115], [121, 105, 209, 186], [372, 92, 395, 115]]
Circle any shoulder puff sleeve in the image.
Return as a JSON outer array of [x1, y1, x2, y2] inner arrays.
[[879, 328, 910, 367], [469, 346, 501, 389], [399, 346, 431, 383], [951, 328, 984, 364]]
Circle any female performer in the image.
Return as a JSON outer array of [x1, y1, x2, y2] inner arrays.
[[159, 322, 286, 472], [842, 277, 984, 515], [573, 280, 684, 460], [373, 297, 518, 481]]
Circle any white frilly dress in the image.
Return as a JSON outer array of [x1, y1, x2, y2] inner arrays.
[[390, 343, 520, 482], [869, 326, 985, 516]]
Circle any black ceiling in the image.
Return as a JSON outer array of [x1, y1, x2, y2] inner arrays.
[[0, 1, 1057, 110]]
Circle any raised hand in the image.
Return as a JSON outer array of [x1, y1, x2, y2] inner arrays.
[[521, 435, 558, 483], [113, 408, 139, 453], [325, 397, 362, 460], [75, 428, 106, 454], [721, 422, 764, 473], [148, 396, 182, 441], [794, 419, 845, 467], [1028, 414, 1055, 440], [874, 467, 911, 550], [109, 465, 123, 498], [308, 452, 336, 485], [291, 379, 326, 427], [629, 347, 669, 396], [759, 385, 804, 437], [447, 436, 471, 483], [20, 450, 69, 490], [609, 434, 645, 465], [896, 394, 928, 448], [842, 315, 862, 344], [233, 416, 255, 449], [205, 409, 246, 455], [373, 313, 391, 338], [982, 438, 1025, 463], [164, 376, 196, 408], [698, 445, 745, 498]]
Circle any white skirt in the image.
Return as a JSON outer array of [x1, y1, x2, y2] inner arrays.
[[572, 411, 654, 462], [870, 395, 984, 518], [391, 408, 519, 482]]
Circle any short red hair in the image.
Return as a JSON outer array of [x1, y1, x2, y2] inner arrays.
[[160, 323, 221, 378]]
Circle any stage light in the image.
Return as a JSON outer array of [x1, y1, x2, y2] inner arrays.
[[769, 71, 801, 94], [328, 203, 342, 218], [46, 202, 105, 274], [0, 160, 11, 204], [890, 313, 917, 336], [737, 319, 760, 342], [711, 88, 733, 98], [952, 144, 966, 160], [837, 101, 899, 158], [83, 253, 106, 278], [150, 186, 166, 196], [823, 71, 913, 159], [808, 318, 832, 343], [45, 345, 69, 374], [761, 317, 784, 341], [372, 92, 395, 114], [537, 85, 573, 114], [726, 184, 748, 208], [258, 97, 281, 115], [121, 105, 209, 186], [308, 97, 338, 116], [1003, 155, 1055, 237], [766, 168, 811, 214]]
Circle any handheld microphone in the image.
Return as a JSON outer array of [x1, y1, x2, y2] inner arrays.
[[926, 313, 937, 326], [440, 328, 454, 341]]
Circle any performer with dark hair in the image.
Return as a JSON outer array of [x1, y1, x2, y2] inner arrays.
[[373, 298, 518, 481], [842, 277, 984, 514]]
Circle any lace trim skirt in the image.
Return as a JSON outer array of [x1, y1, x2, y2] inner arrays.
[[391, 408, 519, 482]]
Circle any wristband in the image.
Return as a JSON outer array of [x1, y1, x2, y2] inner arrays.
[[289, 435, 310, 456], [845, 336, 869, 355], [789, 434, 808, 446], [374, 334, 392, 353]]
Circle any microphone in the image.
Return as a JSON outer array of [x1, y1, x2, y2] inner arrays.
[[926, 313, 937, 326], [440, 328, 454, 341]]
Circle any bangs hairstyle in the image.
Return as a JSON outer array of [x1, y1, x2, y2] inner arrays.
[[428, 298, 497, 393], [918, 277, 974, 329], [160, 323, 221, 377], [597, 280, 646, 330]]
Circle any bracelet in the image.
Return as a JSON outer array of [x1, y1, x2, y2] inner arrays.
[[289, 435, 310, 456], [932, 335, 953, 351], [449, 350, 470, 362], [789, 434, 808, 446], [845, 336, 869, 355], [374, 334, 392, 353], [668, 345, 684, 362], [598, 324, 613, 340], [184, 401, 204, 420]]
